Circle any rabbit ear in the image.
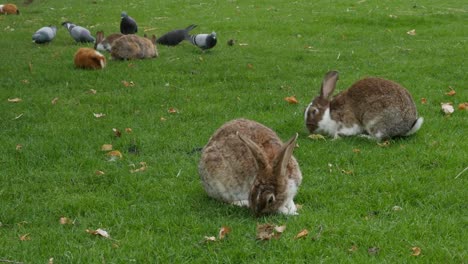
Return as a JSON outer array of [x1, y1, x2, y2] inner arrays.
[[273, 133, 298, 180], [151, 35, 157, 45], [321, 71, 339, 99], [237, 132, 269, 172]]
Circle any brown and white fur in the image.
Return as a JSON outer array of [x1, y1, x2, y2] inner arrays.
[[304, 71, 423, 140], [199, 119, 302, 216], [110, 34, 158, 60], [74, 48, 106, 70], [0, 4, 19, 15], [94, 31, 123, 52]]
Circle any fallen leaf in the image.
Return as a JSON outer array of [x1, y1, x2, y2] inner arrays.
[[101, 144, 113, 151], [93, 113, 106, 118], [349, 244, 359, 253], [411, 246, 421, 256], [341, 169, 353, 175], [86, 228, 110, 238], [8, 98, 22, 103], [458, 102, 468, 110], [406, 29, 416, 36], [125, 128, 133, 133], [368, 247, 380, 255], [48, 257, 54, 264], [16, 144, 23, 151], [95, 170, 105, 175], [160, 117, 167, 122], [308, 134, 326, 140], [256, 223, 282, 240], [88, 89, 97, 94], [421, 98, 427, 104], [352, 148, 361, 153], [130, 162, 147, 173], [445, 87, 456, 96], [294, 229, 309, 239], [107, 150, 123, 159], [441, 102, 454, 115], [51, 97, 59, 105], [20, 233, 31, 241], [112, 128, 121, 138], [218, 226, 231, 240], [121, 80, 135, 87], [21, 79, 29, 84], [168, 107, 178, 114], [204, 236, 216, 242], [284, 95, 298, 104], [392, 205, 403, 211], [247, 63, 254, 69], [59, 217, 73, 225], [377, 140, 390, 147]]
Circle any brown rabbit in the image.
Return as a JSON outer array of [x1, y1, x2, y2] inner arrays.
[[94, 31, 123, 52], [199, 119, 302, 216], [74, 48, 106, 70], [111, 34, 158, 60], [304, 71, 423, 140]]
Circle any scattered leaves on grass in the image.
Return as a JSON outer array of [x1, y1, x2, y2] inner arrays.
[[256, 223, 284, 240], [406, 29, 416, 35], [308, 134, 326, 140], [51, 97, 59, 105], [294, 229, 309, 239], [8, 98, 22, 103], [411, 246, 422, 256], [86, 228, 110, 238], [445, 87, 456, 96], [284, 95, 298, 104], [101, 144, 113, 151], [458, 102, 467, 110], [341, 169, 353, 175], [218, 226, 231, 240], [168, 107, 178, 114], [59, 217, 73, 225], [441, 102, 454, 115], [368, 247, 380, 255], [377, 140, 390, 147], [19, 233, 31, 241], [121, 80, 135, 87], [112, 128, 121, 138], [125, 128, 133, 133], [93, 113, 106, 118], [16, 144, 23, 151], [95, 170, 105, 175], [421, 98, 427, 104], [352, 148, 361, 153], [107, 150, 123, 159], [130, 162, 147, 173], [88, 89, 97, 94]]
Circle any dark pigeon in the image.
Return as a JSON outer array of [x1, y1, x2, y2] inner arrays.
[[32, 25, 57, 44], [156, 24, 197, 46], [62, 21, 95, 43], [120, 12, 138, 34], [187, 31, 217, 50]]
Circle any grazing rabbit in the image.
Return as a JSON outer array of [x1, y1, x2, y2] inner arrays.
[[94, 31, 123, 52], [304, 71, 423, 140], [110, 34, 158, 60], [0, 4, 19, 14], [199, 118, 302, 216], [74, 48, 106, 70]]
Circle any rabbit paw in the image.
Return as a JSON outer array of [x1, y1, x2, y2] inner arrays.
[[231, 200, 249, 207]]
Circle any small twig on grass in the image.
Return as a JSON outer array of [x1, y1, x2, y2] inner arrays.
[[454, 167, 467, 179], [0, 259, 24, 264]]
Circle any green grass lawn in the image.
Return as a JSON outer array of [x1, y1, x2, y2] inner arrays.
[[1, 0, 467, 263]]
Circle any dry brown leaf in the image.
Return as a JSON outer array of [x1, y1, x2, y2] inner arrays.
[[349, 244, 359, 253], [445, 87, 456, 96], [88, 89, 97, 94], [101, 144, 113, 151], [420, 97, 427, 104], [107, 150, 123, 158], [130, 162, 147, 173], [308, 134, 326, 140], [352, 148, 361, 153], [218, 226, 231, 240], [59, 217, 73, 225], [168, 107, 178, 114], [86, 228, 110, 238], [125, 128, 133, 133], [406, 29, 416, 36], [112, 128, 122, 138], [121, 80, 135, 87], [458, 102, 468, 110], [294, 229, 309, 239], [16, 144, 23, 151], [341, 169, 353, 175], [284, 95, 298, 104], [411, 246, 421, 256], [441, 102, 454, 115], [247, 63, 254, 69], [8, 98, 22, 103], [377, 140, 390, 147], [20, 233, 31, 241], [21, 79, 29, 84], [256, 223, 278, 240], [95, 170, 105, 175], [93, 113, 106, 118], [51, 97, 59, 105]]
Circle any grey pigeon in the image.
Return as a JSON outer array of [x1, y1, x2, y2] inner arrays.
[[62, 21, 95, 43], [120, 12, 138, 34], [156, 24, 197, 46], [32, 25, 57, 44], [187, 31, 217, 50]]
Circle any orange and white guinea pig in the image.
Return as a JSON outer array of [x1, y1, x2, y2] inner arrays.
[[74, 48, 106, 70], [0, 4, 20, 15]]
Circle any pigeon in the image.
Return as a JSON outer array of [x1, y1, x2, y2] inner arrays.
[[187, 31, 217, 50], [156, 24, 197, 46], [62, 21, 95, 43], [32, 25, 57, 44], [120, 12, 138, 34]]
